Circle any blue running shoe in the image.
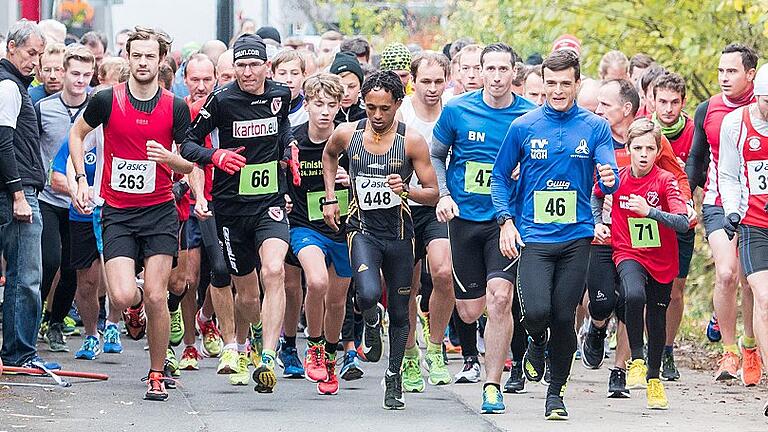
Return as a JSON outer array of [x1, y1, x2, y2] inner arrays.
[[21, 355, 61, 371], [707, 314, 721, 343], [278, 346, 305, 378], [103, 324, 123, 353], [340, 350, 364, 381], [481, 385, 505, 414], [75, 335, 101, 360], [68, 304, 83, 327]]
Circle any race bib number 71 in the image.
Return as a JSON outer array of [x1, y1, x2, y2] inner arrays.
[[111, 157, 156, 194]]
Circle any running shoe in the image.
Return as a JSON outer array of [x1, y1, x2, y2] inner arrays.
[[706, 314, 721, 343], [454, 355, 481, 383], [45, 322, 69, 353], [249, 323, 263, 367], [339, 350, 364, 381], [143, 371, 168, 401], [62, 315, 80, 336], [481, 385, 505, 414], [196, 310, 223, 358], [179, 345, 202, 370], [383, 372, 405, 410], [402, 352, 425, 393], [358, 308, 383, 362], [103, 324, 123, 353], [304, 344, 327, 382], [523, 337, 546, 382], [608, 368, 630, 398], [169, 306, 184, 347], [417, 306, 430, 348], [646, 378, 668, 409], [278, 345, 305, 378], [543, 355, 551, 384], [123, 303, 147, 340], [424, 349, 451, 385], [661, 350, 680, 381], [74, 335, 101, 360], [217, 348, 239, 374], [229, 353, 250, 386], [581, 321, 607, 369], [68, 305, 83, 326], [317, 358, 339, 395], [740, 342, 763, 387], [715, 351, 740, 381], [504, 358, 512, 372], [444, 337, 462, 354], [17, 355, 61, 371], [545, 394, 568, 420], [253, 353, 277, 393], [504, 361, 526, 394], [627, 359, 648, 389], [166, 348, 181, 377], [38, 319, 48, 342]]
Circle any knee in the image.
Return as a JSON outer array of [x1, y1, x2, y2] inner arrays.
[[260, 259, 284, 285], [430, 263, 453, 288], [487, 290, 513, 318], [521, 305, 549, 335], [715, 265, 739, 289], [624, 289, 646, 309], [109, 290, 135, 310], [588, 302, 614, 322], [305, 273, 329, 296], [143, 288, 167, 308], [210, 272, 231, 288]]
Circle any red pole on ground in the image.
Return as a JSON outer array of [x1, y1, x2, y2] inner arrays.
[[1, 366, 109, 381]]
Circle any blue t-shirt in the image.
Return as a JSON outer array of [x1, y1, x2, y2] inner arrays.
[[491, 102, 619, 243], [28, 84, 52, 105], [51, 137, 97, 222], [433, 90, 537, 222]]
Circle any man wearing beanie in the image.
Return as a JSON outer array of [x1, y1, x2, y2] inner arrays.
[[330, 51, 366, 125], [718, 64, 768, 412], [180, 33, 297, 394], [380, 42, 413, 94]]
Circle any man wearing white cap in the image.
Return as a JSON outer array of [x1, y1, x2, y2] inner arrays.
[[718, 63, 768, 416]]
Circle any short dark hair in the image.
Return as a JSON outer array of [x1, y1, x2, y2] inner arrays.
[[361, 70, 405, 102], [541, 49, 580, 81], [640, 64, 667, 93], [410, 51, 450, 79], [126, 26, 172, 58], [511, 62, 527, 86], [604, 79, 640, 116], [653, 72, 686, 100], [340, 36, 370, 60], [80, 31, 107, 51], [722, 43, 759, 71], [629, 53, 654, 77], [480, 43, 519, 67]]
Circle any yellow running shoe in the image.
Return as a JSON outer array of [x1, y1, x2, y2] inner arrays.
[[229, 353, 250, 386], [217, 348, 239, 374], [627, 359, 648, 389], [646, 378, 668, 410], [253, 352, 277, 393]]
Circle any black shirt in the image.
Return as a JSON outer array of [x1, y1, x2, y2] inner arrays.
[[334, 98, 367, 126], [287, 122, 349, 242], [181, 79, 294, 216]]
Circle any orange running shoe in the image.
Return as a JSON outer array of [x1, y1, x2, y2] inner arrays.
[[740, 344, 763, 386], [317, 358, 339, 395], [122, 303, 147, 341], [304, 344, 328, 383], [143, 371, 168, 401], [715, 351, 740, 381]]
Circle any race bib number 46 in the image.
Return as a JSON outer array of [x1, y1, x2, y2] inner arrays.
[[533, 190, 576, 224], [239, 161, 278, 195], [464, 161, 493, 194], [747, 160, 768, 195], [355, 175, 401, 211], [307, 189, 350, 221], [111, 157, 156, 194], [628, 217, 661, 248]]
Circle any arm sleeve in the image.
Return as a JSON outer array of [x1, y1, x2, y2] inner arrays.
[[172, 97, 191, 145], [718, 111, 748, 217], [593, 120, 620, 194], [82, 88, 112, 129], [0, 82, 22, 192], [180, 92, 218, 164], [491, 124, 522, 219], [430, 138, 451, 197], [647, 208, 689, 232], [656, 136, 692, 200], [684, 101, 710, 191], [591, 192, 605, 224]]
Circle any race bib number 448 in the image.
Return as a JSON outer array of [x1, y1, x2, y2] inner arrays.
[[111, 157, 156, 194], [355, 175, 401, 211]]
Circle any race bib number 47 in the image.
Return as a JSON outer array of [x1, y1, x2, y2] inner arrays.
[[239, 161, 278, 195], [355, 175, 401, 211], [111, 157, 156, 194], [747, 160, 768, 195], [464, 161, 493, 194], [533, 190, 576, 224]]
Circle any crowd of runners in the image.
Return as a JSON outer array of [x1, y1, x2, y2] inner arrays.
[[1, 16, 767, 420]]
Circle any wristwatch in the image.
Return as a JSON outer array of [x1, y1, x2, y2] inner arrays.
[[400, 183, 410, 200], [75, 173, 87, 182], [497, 214, 512, 226]]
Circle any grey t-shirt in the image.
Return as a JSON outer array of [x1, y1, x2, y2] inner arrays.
[[35, 93, 88, 208]]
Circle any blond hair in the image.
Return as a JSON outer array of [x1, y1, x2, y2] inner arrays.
[[271, 50, 306, 74], [626, 118, 661, 149], [599, 50, 629, 80], [63, 44, 95, 70], [40, 42, 66, 64], [303, 72, 344, 103], [98, 56, 129, 83]]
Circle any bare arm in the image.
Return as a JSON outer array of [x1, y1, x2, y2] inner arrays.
[[405, 133, 439, 206], [69, 116, 96, 211], [321, 125, 352, 231]]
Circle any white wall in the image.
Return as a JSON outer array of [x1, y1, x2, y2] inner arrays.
[[109, 0, 217, 50]]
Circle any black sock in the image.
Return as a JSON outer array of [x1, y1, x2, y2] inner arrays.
[[98, 296, 106, 320], [283, 336, 296, 349], [307, 336, 323, 345], [325, 340, 338, 357], [454, 315, 478, 358], [167, 293, 183, 312]]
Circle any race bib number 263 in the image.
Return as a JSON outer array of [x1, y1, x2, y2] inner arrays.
[[110, 156, 156, 194]]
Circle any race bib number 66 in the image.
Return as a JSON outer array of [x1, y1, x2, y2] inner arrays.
[[111, 156, 156, 194]]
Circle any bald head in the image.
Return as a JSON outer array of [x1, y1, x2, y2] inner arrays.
[[201, 40, 227, 65], [577, 78, 601, 113], [216, 49, 235, 85], [38, 19, 66, 44]]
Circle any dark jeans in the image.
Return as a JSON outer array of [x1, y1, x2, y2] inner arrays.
[[0, 188, 43, 365]]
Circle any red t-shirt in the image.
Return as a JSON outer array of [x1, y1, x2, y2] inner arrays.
[[185, 96, 214, 203], [737, 107, 768, 228], [669, 116, 695, 162], [597, 165, 687, 283]]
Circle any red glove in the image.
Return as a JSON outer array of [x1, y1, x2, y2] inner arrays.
[[288, 144, 301, 187], [212, 147, 246, 175]]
